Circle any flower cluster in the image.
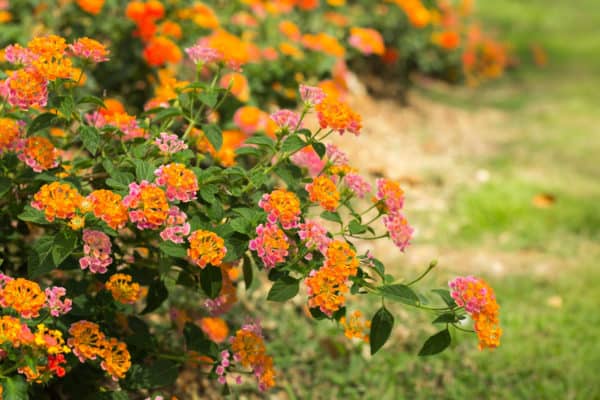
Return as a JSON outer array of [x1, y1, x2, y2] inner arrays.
[[249, 223, 290, 270], [305, 240, 360, 316], [230, 321, 276, 391], [31, 182, 83, 223], [86, 189, 129, 230], [259, 189, 301, 229], [306, 175, 340, 211], [340, 310, 371, 342], [316, 95, 362, 135], [80, 229, 113, 274], [123, 181, 170, 230], [154, 163, 199, 202], [187, 230, 227, 268], [449, 276, 502, 350], [68, 320, 132, 380], [105, 273, 142, 304]]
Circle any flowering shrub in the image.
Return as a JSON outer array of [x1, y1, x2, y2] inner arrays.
[[0, 3, 504, 398]]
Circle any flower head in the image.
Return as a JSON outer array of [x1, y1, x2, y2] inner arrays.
[[154, 163, 199, 202], [32, 182, 83, 222], [449, 276, 502, 350], [123, 181, 170, 230], [376, 178, 405, 213], [344, 173, 372, 198], [298, 220, 331, 254], [86, 190, 129, 230], [154, 132, 188, 155], [69, 37, 110, 62], [17, 136, 59, 172], [0, 117, 21, 154], [80, 229, 113, 274], [185, 41, 222, 64], [258, 189, 301, 229], [199, 317, 229, 343], [348, 27, 385, 56], [290, 147, 325, 177], [2, 68, 48, 109], [105, 273, 142, 304], [0, 278, 46, 319], [249, 223, 289, 270], [306, 175, 340, 211], [382, 212, 413, 252], [45, 286, 72, 317], [270, 109, 302, 132], [299, 84, 325, 106], [316, 95, 361, 135], [101, 338, 131, 381], [187, 230, 227, 268], [68, 320, 108, 362], [230, 322, 276, 391], [160, 206, 191, 244]]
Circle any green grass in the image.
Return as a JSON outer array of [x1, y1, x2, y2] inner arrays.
[[250, 2, 600, 399]]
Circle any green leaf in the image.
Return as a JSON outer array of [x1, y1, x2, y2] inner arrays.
[[77, 95, 106, 108], [199, 184, 218, 204], [198, 91, 218, 108], [2, 375, 29, 400], [320, 211, 342, 224], [370, 307, 394, 355], [235, 146, 262, 157], [267, 276, 299, 302], [432, 313, 458, 324], [418, 328, 451, 356], [0, 177, 11, 198], [51, 229, 78, 266], [123, 360, 179, 390], [432, 289, 457, 308], [242, 254, 254, 290], [142, 279, 168, 314], [80, 126, 101, 155], [59, 96, 75, 120], [134, 159, 156, 182], [158, 241, 187, 258], [28, 112, 57, 135], [312, 142, 326, 158], [245, 135, 275, 148], [202, 124, 222, 151], [281, 135, 306, 153], [230, 217, 252, 235], [348, 220, 368, 234], [184, 322, 218, 358], [200, 265, 222, 299], [152, 107, 182, 122], [380, 284, 419, 305], [28, 235, 54, 278], [18, 205, 49, 224]]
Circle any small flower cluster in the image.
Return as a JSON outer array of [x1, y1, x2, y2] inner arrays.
[[340, 310, 371, 342], [230, 321, 276, 391], [376, 178, 414, 251], [449, 276, 502, 350], [80, 229, 113, 274], [154, 162, 199, 202], [259, 189, 301, 229], [316, 94, 362, 135], [249, 223, 290, 269], [305, 240, 360, 316], [105, 273, 142, 304], [123, 181, 170, 230], [306, 175, 340, 211], [68, 320, 132, 380], [187, 229, 227, 268]]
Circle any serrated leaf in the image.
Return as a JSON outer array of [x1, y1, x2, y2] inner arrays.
[[348, 220, 368, 234], [198, 91, 218, 108], [77, 95, 106, 108], [141, 279, 168, 314], [152, 108, 182, 122], [199, 184, 218, 203], [380, 284, 419, 305], [230, 217, 252, 235], [18, 205, 49, 224], [200, 265, 222, 299], [235, 146, 262, 157], [0, 177, 11, 198], [245, 135, 275, 148], [2, 375, 28, 400], [267, 276, 299, 302], [51, 229, 78, 266], [28, 112, 56, 135], [158, 241, 187, 258], [320, 211, 342, 224], [59, 96, 75, 120], [432, 313, 458, 324], [202, 124, 222, 151], [281, 135, 306, 153], [134, 160, 155, 182], [432, 289, 458, 308], [418, 329, 451, 356], [80, 126, 100, 155], [370, 307, 394, 355]]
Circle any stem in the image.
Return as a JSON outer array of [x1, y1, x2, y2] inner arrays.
[[406, 260, 437, 286]]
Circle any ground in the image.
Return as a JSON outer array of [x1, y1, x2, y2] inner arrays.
[[182, 1, 600, 398]]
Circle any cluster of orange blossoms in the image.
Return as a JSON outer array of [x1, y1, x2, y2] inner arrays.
[[306, 175, 340, 212], [31, 182, 84, 223], [340, 310, 371, 342], [105, 273, 142, 304], [315, 95, 362, 136], [187, 230, 227, 268], [86, 189, 130, 230], [230, 323, 276, 391], [449, 276, 502, 350], [305, 240, 360, 316], [68, 320, 131, 380]]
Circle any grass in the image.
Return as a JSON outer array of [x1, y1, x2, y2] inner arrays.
[[247, 2, 600, 399]]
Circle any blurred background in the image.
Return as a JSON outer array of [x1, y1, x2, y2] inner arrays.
[[264, 1, 600, 399]]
